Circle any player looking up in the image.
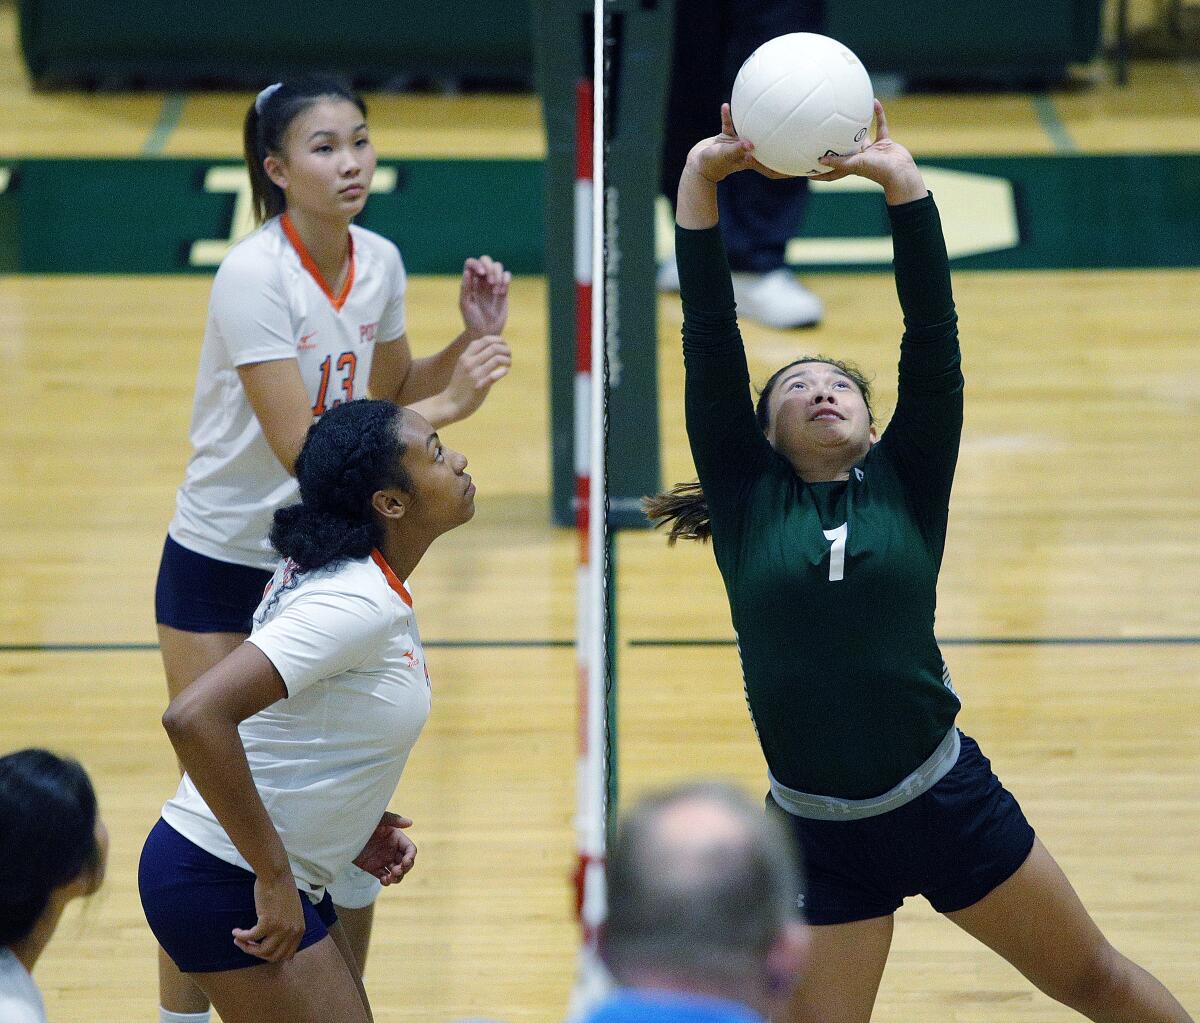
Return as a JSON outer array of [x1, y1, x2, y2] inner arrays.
[[647, 101, 1194, 1023], [142, 399, 475, 1023]]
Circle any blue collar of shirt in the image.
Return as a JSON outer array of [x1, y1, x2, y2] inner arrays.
[[586, 988, 765, 1023]]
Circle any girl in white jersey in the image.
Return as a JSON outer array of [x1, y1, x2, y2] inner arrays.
[[154, 76, 511, 1020], [141, 398, 475, 1023]]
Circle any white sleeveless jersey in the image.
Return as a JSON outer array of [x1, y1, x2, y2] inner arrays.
[[162, 551, 431, 897], [169, 214, 407, 569]]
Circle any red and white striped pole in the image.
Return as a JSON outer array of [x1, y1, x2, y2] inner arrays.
[[571, 65, 609, 1012], [572, 72, 605, 936], [574, 78, 594, 569]]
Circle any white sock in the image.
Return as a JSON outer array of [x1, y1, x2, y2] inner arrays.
[[159, 1009, 211, 1023]]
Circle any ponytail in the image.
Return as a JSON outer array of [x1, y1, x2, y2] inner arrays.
[[270, 504, 378, 573], [643, 480, 712, 545], [243, 101, 285, 225]]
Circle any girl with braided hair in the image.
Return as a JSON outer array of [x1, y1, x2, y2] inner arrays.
[[140, 399, 475, 1023]]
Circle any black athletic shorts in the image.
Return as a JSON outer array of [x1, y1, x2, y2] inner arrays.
[[140, 818, 337, 973], [770, 732, 1036, 925], [154, 535, 273, 634]]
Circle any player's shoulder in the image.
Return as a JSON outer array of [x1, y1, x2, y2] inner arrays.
[[314, 555, 412, 617], [258, 555, 406, 629], [213, 218, 288, 290], [350, 224, 404, 271]]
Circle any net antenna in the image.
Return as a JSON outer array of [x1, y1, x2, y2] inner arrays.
[[569, 0, 613, 1015]]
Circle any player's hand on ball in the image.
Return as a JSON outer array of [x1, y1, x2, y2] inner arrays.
[[685, 104, 791, 184], [812, 100, 927, 204], [353, 811, 418, 885]]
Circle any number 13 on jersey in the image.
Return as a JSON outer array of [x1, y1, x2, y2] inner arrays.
[[312, 351, 358, 416]]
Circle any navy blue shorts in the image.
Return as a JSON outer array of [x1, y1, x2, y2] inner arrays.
[[139, 818, 337, 973], [770, 733, 1036, 925], [155, 535, 273, 634]]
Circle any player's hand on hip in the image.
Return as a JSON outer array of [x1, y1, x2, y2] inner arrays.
[[812, 100, 927, 204], [460, 255, 512, 336], [353, 811, 418, 886], [232, 872, 306, 962]]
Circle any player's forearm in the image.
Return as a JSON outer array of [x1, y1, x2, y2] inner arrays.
[[889, 194, 956, 340], [393, 330, 477, 404], [407, 393, 459, 429], [162, 702, 291, 881], [676, 164, 720, 231]]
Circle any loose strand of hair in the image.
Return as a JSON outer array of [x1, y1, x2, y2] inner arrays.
[[643, 480, 712, 545]]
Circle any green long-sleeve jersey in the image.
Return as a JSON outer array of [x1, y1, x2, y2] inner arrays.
[[678, 194, 963, 800]]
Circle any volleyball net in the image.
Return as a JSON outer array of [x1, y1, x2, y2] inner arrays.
[[547, 0, 675, 1013]]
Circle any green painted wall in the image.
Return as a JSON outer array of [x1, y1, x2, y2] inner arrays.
[[0, 155, 1197, 275]]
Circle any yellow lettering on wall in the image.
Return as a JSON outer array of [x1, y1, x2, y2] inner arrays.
[[189, 166, 400, 267]]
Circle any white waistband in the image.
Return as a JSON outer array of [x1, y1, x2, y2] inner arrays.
[[769, 727, 961, 821]]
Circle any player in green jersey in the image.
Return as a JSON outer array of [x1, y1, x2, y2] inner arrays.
[[646, 101, 1193, 1023]]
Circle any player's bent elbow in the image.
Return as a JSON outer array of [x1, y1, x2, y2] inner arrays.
[[161, 693, 203, 745]]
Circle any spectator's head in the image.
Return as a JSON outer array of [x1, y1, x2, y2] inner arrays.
[[601, 781, 808, 1016], [0, 749, 108, 956]]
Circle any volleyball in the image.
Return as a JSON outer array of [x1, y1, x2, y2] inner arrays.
[[730, 32, 875, 177]]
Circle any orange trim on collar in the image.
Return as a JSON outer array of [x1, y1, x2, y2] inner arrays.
[[371, 549, 413, 607], [280, 212, 356, 311]]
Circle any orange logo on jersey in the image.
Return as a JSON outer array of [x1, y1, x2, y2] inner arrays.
[[401, 647, 419, 669], [298, 330, 319, 350], [359, 322, 378, 344]]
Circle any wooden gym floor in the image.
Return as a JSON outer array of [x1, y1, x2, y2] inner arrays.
[[0, 0, 1196, 1019]]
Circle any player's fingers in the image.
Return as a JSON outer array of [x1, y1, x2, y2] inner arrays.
[[748, 157, 791, 180], [234, 936, 273, 959], [472, 358, 511, 386], [463, 334, 497, 356], [478, 352, 513, 374], [381, 813, 412, 829], [245, 932, 299, 963], [232, 921, 268, 944], [475, 336, 509, 357], [234, 934, 283, 961], [720, 102, 736, 137], [873, 99, 888, 141]]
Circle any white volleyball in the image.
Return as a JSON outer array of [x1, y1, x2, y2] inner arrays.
[[730, 32, 874, 177]]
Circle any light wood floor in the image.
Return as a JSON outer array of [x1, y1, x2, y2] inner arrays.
[[1, 0, 1197, 1019]]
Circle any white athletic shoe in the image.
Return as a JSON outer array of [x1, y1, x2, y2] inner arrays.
[[731, 270, 824, 329]]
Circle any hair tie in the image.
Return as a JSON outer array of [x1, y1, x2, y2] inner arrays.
[[255, 82, 283, 114]]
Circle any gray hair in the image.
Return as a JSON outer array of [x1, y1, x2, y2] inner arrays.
[[602, 781, 802, 988]]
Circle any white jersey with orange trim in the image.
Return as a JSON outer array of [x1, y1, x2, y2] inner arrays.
[[161, 551, 430, 898], [169, 214, 408, 570]]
